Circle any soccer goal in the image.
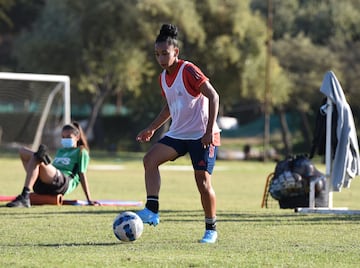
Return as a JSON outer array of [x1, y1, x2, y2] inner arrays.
[[0, 72, 71, 151]]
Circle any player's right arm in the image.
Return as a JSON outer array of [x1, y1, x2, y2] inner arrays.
[[136, 104, 171, 142]]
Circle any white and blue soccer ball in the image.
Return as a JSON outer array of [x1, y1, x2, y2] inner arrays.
[[113, 211, 144, 242]]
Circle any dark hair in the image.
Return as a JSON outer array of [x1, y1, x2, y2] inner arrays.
[[155, 24, 178, 47], [62, 121, 90, 152]]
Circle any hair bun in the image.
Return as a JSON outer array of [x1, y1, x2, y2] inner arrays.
[[159, 24, 178, 39]]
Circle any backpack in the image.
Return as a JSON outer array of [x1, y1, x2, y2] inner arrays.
[[268, 155, 327, 208], [309, 98, 338, 159]]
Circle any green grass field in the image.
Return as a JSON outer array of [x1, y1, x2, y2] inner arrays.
[[1, 153, 360, 267]]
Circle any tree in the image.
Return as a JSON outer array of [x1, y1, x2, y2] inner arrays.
[[137, 0, 284, 114], [198, 0, 293, 155], [0, 0, 44, 69], [328, 1, 360, 124], [0, 0, 15, 29], [12, 0, 155, 138], [7, 0, 360, 153], [251, 0, 360, 150]]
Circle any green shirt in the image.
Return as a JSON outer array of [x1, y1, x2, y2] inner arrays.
[[52, 147, 90, 195]]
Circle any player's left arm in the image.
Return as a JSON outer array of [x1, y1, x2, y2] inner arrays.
[[79, 173, 91, 202], [78, 150, 97, 205], [199, 81, 220, 147]]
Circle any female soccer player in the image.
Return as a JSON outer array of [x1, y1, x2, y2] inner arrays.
[[6, 122, 96, 207], [136, 24, 221, 243]]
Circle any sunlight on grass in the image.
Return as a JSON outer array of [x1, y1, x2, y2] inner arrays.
[[1, 155, 360, 267]]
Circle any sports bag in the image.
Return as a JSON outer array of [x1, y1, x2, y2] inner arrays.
[[269, 155, 327, 208]]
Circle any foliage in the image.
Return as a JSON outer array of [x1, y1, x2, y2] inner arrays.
[[1, 0, 360, 151], [273, 34, 340, 111], [0, 0, 15, 29], [0, 0, 44, 68], [12, 0, 82, 74], [251, 0, 360, 118]]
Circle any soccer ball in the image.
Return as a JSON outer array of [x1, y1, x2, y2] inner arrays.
[[113, 211, 144, 242]]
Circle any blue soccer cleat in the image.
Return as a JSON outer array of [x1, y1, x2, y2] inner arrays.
[[199, 230, 218, 243], [137, 208, 160, 226]]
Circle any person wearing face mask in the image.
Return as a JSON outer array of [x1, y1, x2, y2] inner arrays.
[[6, 122, 96, 208]]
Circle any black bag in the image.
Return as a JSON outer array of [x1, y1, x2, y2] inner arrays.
[[269, 155, 328, 208]]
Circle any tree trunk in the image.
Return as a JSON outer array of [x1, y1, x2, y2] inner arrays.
[[299, 108, 313, 150], [85, 87, 112, 139], [116, 90, 122, 115], [278, 107, 292, 155]]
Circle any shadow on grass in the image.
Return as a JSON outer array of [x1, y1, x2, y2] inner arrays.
[[39, 242, 120, 247], [0, 204, 138, 215], [2, 206, 360, 225], [162, 209, 360, 225], [4, 242, 120, 247], [216, 211, 360, 224]]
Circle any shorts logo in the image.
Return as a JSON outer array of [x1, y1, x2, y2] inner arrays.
[[197, 160, 206, 167], [209, 145, 215, 158]]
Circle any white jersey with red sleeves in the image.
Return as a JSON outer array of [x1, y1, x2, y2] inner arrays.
[[160, 60, 220, 140]]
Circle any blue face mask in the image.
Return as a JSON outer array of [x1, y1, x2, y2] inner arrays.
[[61, 138, 76, 148]]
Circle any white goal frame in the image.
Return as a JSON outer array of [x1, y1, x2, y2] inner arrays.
[[0, 72, 71, 150]]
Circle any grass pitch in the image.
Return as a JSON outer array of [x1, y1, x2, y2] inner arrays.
[[1, 153, 360, 267]]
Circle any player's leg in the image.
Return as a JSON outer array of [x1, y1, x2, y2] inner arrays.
[[19, 144, 51, 170], [137, 139, 179, 226], [195, 170, 218, 243], [194, 170, 217, 219], [22, 145, 57, 190], [143, 142, 178, 196], [7, 149, 57, 208], [190, 141, 218, 243], [19, 146, 34, 170], [7, 147, 41, 207]]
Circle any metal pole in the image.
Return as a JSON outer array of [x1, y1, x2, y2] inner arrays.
[[264, 0, 273, 161], [325, 98, 333, 208]]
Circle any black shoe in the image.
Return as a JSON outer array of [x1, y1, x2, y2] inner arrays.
[[6, 195, 31, 208], [34, 144, 51, 165]]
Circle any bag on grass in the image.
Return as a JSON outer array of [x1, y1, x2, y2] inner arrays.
[[269, 155, 327, 208]]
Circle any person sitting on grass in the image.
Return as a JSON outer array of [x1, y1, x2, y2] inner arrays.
[[6, 122, 96, 208]]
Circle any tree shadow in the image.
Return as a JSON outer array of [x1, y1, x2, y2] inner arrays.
[[4, 242, 120, 248], [158, 209, 360, 225]]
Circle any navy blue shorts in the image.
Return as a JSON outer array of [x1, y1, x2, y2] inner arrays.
[[158, 136, 218, 174]]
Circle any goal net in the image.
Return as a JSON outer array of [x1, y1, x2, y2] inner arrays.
[[0, 72, 71, 151]]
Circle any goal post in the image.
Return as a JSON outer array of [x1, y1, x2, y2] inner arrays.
[[0, 72, 71, 151]]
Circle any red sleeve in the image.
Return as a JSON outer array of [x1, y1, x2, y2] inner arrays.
[[183, 63, 209, 97]]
